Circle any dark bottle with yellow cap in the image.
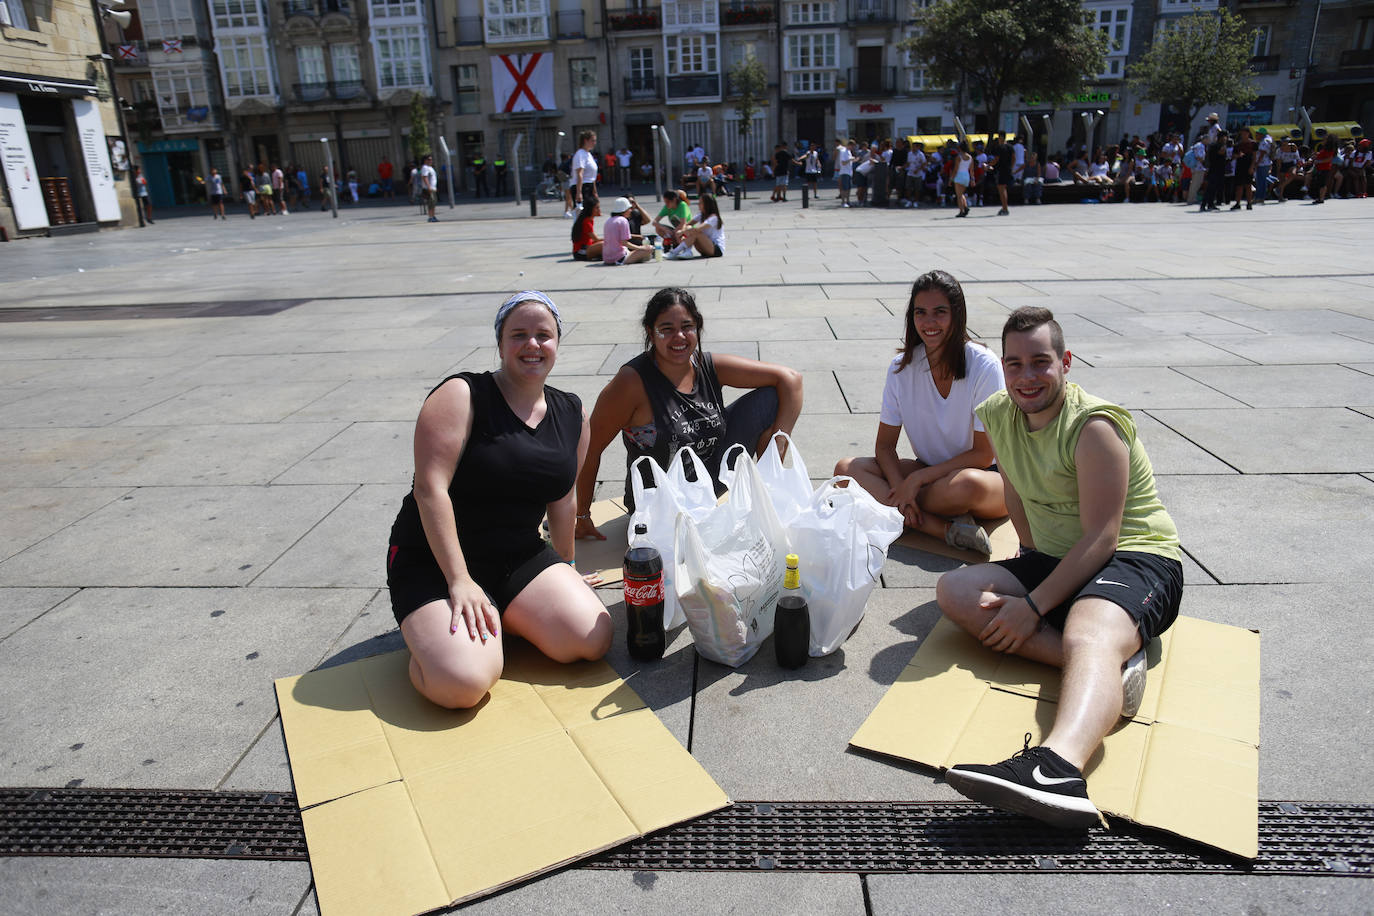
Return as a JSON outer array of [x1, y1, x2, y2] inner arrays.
[[774, 553, 809, 669]]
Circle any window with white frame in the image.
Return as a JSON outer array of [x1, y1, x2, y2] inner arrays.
[[140, 0, 199, 41], [331, 43, 361, 81], [152, 67, 210, 115], [1250, 23, 1270, 58], [297, 45, 327, 84], [220, 36, 274, 96], [374, 24, 428, 87], [0, 0, 30, 28], [212, 0, 263, 30], [786, 1, 834, 25], [785, 31, 836, 94], [666, 33, 718, 74], [1087, 5, 1130, 78], [485, 0, 549, 42], [664, 0, 717, 29], [372, 0, 420, 17], [570, 58, 597, 106], [629, 46, 655, 91]]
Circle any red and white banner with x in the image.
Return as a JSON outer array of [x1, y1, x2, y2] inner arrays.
[[490, 53, 554, 113]]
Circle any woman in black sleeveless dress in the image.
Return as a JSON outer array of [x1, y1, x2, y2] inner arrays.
[[387, 291, 612, 709], [573, 286, 804, 540]]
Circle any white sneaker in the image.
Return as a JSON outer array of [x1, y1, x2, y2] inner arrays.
[[1121, 645, 1147, 718], [563, 209, 575, 218]]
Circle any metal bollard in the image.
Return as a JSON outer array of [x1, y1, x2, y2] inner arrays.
[[802, 185, 809, 209], [734, 185, 741, 210], [529, 190, 537, 217]]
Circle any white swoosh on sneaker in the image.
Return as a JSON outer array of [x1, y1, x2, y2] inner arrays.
[[1094, 578, 1129, 588], [1031, 765, 1083, 787]]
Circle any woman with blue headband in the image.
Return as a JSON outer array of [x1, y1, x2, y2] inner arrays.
[[386, 291, 612, 708]]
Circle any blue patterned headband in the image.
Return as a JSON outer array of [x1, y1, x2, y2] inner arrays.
[[495, 290, 563, 340]]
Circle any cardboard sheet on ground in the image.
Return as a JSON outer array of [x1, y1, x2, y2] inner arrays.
[[894, 515, 1019, 563], [275, 643, 728, 915], [850, 615, 1260, 858], [572, 498, 630, 586]]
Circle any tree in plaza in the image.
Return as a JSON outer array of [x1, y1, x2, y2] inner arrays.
[[902, 0, 1108, 137], [1126, 8, 1259, 133], [729, 50, 768, 146], [408, 93, 431, 161]]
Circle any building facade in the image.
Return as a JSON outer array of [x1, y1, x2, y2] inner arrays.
[[2, 0, 137, 235]]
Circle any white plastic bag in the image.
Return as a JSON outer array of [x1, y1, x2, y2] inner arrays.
[[721, 433, 811, 527], [627, 448, 717, 630], [673, 450, 788, 667], [789, 477, 903, 656]]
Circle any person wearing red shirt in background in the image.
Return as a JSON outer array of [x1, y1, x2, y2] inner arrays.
[[378, 156, 395, 198], [1310, 136, 1337, 204], [571, 199, 603, 261]]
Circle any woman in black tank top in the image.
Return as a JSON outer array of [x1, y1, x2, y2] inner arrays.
[[386, 291, 611, 710], [573, 286, 805, 540]]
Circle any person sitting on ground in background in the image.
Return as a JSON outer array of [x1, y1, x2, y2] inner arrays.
[[653, 189, 692, 248], [667, 192, 725, 259], [386, 290, 611, 710], [602, 197, 653, 266], [937, 305, 1183, 830], [1044, 156, 1062, 184], [571, 198, 603, 261], [574, 286, 803, 533], [834, 270, 1006, 555]]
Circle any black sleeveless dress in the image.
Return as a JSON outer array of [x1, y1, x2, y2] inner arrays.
[[619, 350, 726, 508], [387, 371, 581, 622]]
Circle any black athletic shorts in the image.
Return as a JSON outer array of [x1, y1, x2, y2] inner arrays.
[[386, 541, 563, 626], [993, 549, 1183, 641]]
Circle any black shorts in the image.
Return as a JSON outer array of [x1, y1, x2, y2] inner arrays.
[[386, 541, 563, 626], [993, 549, 1183, 642]]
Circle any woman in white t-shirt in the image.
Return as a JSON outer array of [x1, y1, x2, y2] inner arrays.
[[834, 270, 1006, 554], [571, 130, 599, 206], [666, 192, 725, 259]]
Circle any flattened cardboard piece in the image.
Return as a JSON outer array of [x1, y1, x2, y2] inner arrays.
[[894, 515, 1019, 563], [276, 640, 729, 916], [573, 498, 629, 586], [850, 616, 1260, 858]]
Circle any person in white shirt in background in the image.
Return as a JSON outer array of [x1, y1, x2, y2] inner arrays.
[[616, 148, 633, 191], [835, 137, 855, 207], [904, 145, 926, 208], [1188, 134, 1208, 204], [571, 130, 599, 208]]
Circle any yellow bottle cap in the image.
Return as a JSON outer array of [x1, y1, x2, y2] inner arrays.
[[783, 554, 800, 590]]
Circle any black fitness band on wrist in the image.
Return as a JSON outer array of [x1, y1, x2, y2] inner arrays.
[[1024, 593, 1044, 618]]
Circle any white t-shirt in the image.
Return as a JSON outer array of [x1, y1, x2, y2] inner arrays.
[[1012, 142, 1026, 175], [907, 150, 926, 176], [1162, 141, 1181, 164], [617, 149, 632, 167], [572, 148, 598, 185], [836, 145, 854, 176], [879, 341, 1004, 467], [700, 213, 725, 249], [418, 164, 437, 191], [1256, 136, 1274, 167], [1088, 160, 1109, 179]]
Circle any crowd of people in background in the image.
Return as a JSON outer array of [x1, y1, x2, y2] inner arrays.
[[199, 124, 1368, 224]]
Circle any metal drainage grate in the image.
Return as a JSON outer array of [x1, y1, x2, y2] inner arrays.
[[589, 801, 1374, 876], [2, 790, 1370, 876]]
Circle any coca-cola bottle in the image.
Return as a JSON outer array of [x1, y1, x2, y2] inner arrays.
[[623, 523, 666, 661]]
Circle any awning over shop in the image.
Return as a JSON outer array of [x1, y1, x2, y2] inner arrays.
[[0, 70, 98, 98], [624, 112, 665, 125]]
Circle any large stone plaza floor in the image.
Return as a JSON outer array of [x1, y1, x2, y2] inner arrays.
[[1, 191, 1372, 914]]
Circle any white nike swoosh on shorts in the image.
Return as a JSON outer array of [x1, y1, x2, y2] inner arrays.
[[1094, 578, 1129, 587], [1032, 765, 1083, 787]]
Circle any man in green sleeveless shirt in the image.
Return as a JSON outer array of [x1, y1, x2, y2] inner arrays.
[[938, 306, 1183, 830]]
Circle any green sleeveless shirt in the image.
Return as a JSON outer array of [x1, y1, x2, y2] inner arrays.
[[975, 383, 1180, 561]]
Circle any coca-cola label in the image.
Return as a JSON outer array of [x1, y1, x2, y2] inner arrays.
[[624, 575, 664, 606]]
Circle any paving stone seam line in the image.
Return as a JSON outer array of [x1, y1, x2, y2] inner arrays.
[[270, 390, 354, 441], [0, 588, 83, 646], [0, 488, 134, 566], [242, 484, 363, 589], [1141, 411, 1246, 475], [686, 650, 701, 755], [860, 872, 875, 916]]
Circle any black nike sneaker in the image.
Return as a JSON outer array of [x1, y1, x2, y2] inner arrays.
[[944, 733, 1103, 830]]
